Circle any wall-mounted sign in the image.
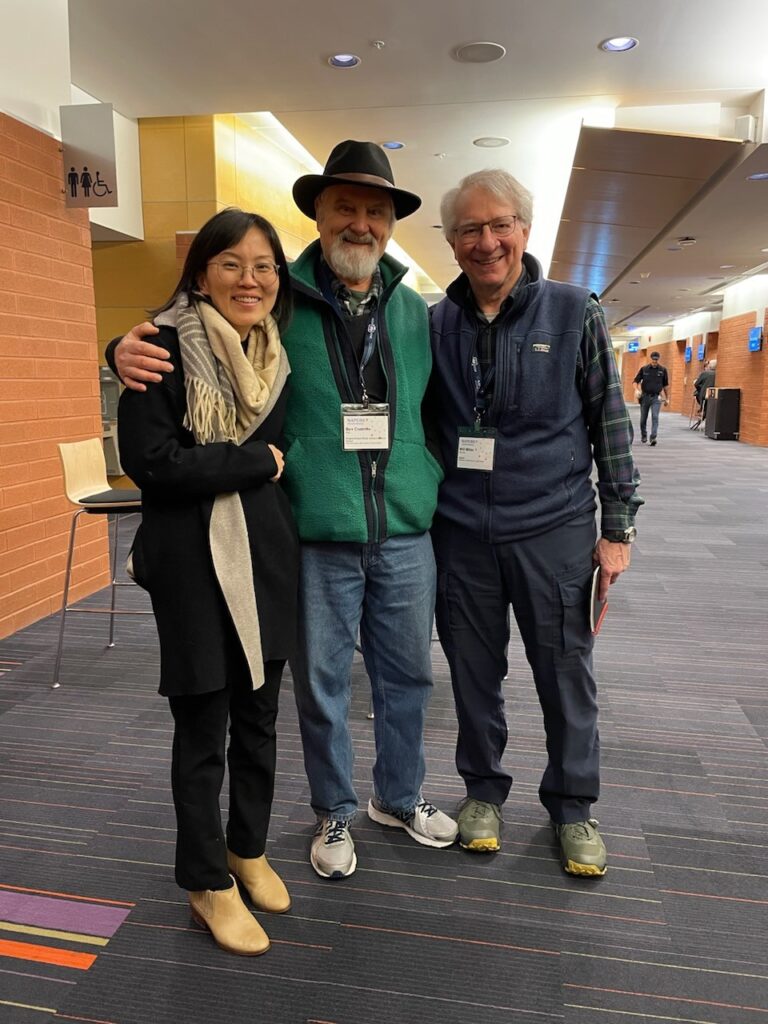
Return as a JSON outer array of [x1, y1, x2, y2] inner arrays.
[[697, 343, 705, 360], [60, 103, 118, 209], [684, 346, 692, 362], [748, 326, 763, 352], [626, 339, 640, 352]]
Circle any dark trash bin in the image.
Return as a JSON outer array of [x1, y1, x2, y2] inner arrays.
[[704, 387, 740, 441]]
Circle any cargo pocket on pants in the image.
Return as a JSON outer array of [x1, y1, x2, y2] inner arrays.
[[556, 572, 592, 656]]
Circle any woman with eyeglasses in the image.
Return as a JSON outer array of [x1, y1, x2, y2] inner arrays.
[[118, 208, 298, 956]]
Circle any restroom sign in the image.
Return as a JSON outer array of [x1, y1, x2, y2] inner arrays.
[[60, 103, 118, 209]]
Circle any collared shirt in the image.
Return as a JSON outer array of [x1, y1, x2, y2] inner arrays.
[[328, 263, 383, 317], [321, 258, 387, 403], [582, 298, 642, 531]]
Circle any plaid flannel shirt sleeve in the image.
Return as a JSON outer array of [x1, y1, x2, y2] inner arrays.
[[581, 298, 643, 532]]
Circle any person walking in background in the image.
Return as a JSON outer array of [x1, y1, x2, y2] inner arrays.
[[429, 168, 642, 876], [117, 208, 299, 956], [633, 351, 669, 445], [108, 142, 457, 884]]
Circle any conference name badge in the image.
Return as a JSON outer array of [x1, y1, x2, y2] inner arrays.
[[456, 426, 497, 471], [340, 403, 390, 451]]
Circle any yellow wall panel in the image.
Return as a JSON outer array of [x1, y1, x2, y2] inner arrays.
[[96, 306, 149, 354], [143, 201, 189, 239], [93, 238, 176, 310], [214, 115, 237, 207], [184, 119, 216, 202], [187, 201, 221, 230], [139, 123, 187, 203]]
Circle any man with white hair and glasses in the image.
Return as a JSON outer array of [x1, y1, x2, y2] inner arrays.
[[428, 169, 642, 875]]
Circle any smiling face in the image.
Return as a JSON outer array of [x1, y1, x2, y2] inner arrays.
[[315, 184, 394, 289], [196, 226, 279, 338], [449, 186, 531, 313]]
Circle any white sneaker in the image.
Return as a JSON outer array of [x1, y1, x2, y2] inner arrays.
[[367, 797, 458, 848], [310, 818, 357, 879]]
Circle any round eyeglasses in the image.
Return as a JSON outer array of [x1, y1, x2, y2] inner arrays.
[[207, 260, 279, 284], [454, 216, 518, 243]]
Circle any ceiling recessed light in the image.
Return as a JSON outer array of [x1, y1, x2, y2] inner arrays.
[[761, 247, 768, 253], [453, 41, 506, 63], [746, 172, 768, 181], [473, 136, 510, 148], [328, 53, 361, 69], [719, 264, 735, 269], [599, 36, 639, 52], [676, 236, 697, 246], [381, 141, 404, 150]]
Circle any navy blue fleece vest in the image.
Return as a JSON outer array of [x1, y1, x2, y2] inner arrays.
[[431, 271, 596, 542]]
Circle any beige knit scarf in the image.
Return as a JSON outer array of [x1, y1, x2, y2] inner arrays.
[[177, 294, 281, 443]]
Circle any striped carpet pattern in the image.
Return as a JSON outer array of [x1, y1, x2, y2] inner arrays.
[[1, 410, 767, 1024]]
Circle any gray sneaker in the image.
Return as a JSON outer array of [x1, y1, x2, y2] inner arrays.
[[367, 797, 458, 848], [552, 818, 607, 877], [457, 798, 502, 852], [310, 818, 357, 879]]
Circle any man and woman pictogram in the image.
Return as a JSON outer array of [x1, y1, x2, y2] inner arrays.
[[67, 166, 112, 198]]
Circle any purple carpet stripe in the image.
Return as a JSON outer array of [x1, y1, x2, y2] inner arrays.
[[0, 891, 131, 937]]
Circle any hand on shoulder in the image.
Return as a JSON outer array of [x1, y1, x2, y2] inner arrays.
[[117, 322, 174, 392]]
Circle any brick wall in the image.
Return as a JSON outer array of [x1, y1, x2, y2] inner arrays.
[[716, 310, 768, 446], [0, 113, 109, 639]]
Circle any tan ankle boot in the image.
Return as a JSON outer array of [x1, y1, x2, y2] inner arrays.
[[188, 876, 270, 955], [227, 851, 291, 913]]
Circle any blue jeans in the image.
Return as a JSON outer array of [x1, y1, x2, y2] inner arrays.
[[639, 394, 661, 439], [291, 533, 436, 823]]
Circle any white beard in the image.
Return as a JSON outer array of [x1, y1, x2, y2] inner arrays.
[[327, 234, 380, 284]]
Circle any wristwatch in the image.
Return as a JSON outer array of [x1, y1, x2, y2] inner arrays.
[[602, 526, 637, 544]]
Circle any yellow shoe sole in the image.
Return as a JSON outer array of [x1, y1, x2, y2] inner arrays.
[[564, 859, 606, 877], [461, 836, 501, 852]]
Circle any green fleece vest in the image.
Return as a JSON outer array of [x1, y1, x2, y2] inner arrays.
[[281, 241, 442, 543]]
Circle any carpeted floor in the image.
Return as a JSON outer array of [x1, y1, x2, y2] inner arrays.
[[1, 408, 767, 1024]]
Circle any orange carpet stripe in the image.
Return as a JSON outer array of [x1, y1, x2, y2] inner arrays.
[[56, 1014, 121, 1023], [0, 937, 96, 970], [0, 882, 134, 906], [343, 922, 559, 955], [456, 893, 666, 926], [566, 984, 768, 1013], [660, 888, 768, 905]]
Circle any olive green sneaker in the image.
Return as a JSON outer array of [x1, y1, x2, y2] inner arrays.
[[457, 798, 502, 852], [552, 818, 607, 877]]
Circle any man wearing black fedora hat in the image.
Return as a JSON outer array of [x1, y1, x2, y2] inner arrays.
[[108, 140, 457, 880]]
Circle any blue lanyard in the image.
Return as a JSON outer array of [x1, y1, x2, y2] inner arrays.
[[359, 314, 378, 407], [471, 355, 496, 427]]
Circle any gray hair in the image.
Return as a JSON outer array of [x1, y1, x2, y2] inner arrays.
[[440, 169, 533, 239]]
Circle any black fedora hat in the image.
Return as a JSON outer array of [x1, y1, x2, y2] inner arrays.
[[293, 140, 421, 221]]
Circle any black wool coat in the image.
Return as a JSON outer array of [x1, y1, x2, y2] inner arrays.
[[117, 325, 299, 697]]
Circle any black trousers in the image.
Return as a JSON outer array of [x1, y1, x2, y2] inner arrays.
[[432, 512, 599, 824], [168, 659, 284, 891]]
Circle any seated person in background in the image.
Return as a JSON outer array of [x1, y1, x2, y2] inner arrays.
[[118, 208, 299, 957], [693, 359, 716, 425]]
